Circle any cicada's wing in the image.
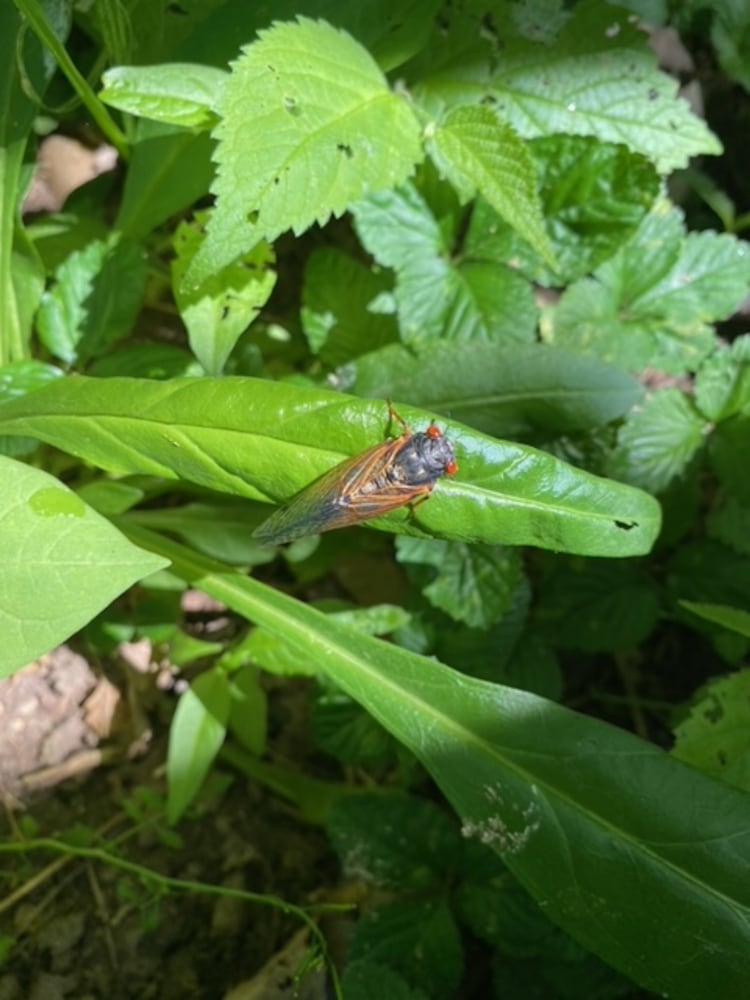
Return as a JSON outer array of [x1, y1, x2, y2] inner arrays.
[[252, 434, 431, 544]]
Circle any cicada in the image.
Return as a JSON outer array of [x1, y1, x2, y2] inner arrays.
[[252, 406, 457, 545]]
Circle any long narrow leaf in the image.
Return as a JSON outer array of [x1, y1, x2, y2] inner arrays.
[[0, 376, 660, 556], [124, 526, 750, 1000]]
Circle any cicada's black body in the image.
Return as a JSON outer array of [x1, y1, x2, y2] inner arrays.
[[253, 408, 457, 545]]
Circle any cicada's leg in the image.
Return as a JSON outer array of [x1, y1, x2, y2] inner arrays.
[[386, 401, 411, 438]]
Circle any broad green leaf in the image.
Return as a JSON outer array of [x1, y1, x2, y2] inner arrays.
[[414, 0, 720, 172], [187, 18, 422, 287], [36, 235, 146, 364], [0, 456, 167, 678], [99, 63, 226, 127], [349, 342, 643, 438], [327, 794, 460, 888], [341, 960, 421, 1000], [535, 558, 660, 652], [551, 203, 750, 373], [352, 184, 537, 345], [709, 413, 750, 503], [396, 538, 520, 628], [0, 376, 661, 557], [130, 500, 276, 565], [124, 530, 750, 1000], [672, 667, 750, 793], [606, 389, 707, 494], [88, 342, 201, 379], [167, 666, 230, 822], [312, 692, 396, 767], [711, 0, 750, 93], [426, 105, 555, 267], [349, 898, 463, 999], [707, 498, 750, 558], [115, 121, 215, 240], [694, 334, 750, 422], [172, 213, 276, 374], [301, 247, 398, 366], [466, 135, 659, 285]]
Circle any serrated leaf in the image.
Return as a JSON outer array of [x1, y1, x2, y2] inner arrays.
[[672, 668, 750, 793], [551, 203, 750, 373], [328, 794, 461, 887], [0, 360, 63, 401], [426, 105, 555, 267], [36, 235, 146, 364], [0, 457, 167, 678], [312, 691, 396, 767], [172, 212, 276, 374], [301, 247, 398, 366], [349, 341, 643, 438], [396, 538, 520, 628], [694, 334, 750, 422], [536, 558, 660, 652], [414, 0, 720, 172], [352, 183, 537, 345], [349, 898, 463, 1000], [466, 135, 660, 284], [99, 63, 226, 127], [0, 376, 662, 557], [187, 18, 422, 287], [607, 389, 707, 493], [167, 667, 230, 822]]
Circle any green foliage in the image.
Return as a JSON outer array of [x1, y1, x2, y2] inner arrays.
[[2, 1, 750, 998]]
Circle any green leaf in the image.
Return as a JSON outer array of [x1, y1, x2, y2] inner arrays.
[[426, 105, 555, 267], [172, 213, 276, 374], [327, 794, 460, 888], [606, 389, 707, 493], [396, 538, 521, 628], [352, 184, 537, 345], [36, 235, 147, 364], [681, 602, 750, 640], [0, 376, 662, 557], [99, 62, 226, 127], [349, 342, 643, 438], [349, 898, 463, 1000], [227, 663, 267, 756], [711, 0, 750, 93], [123, 531, 750, 1000], [167, 667, 230, 823], [341, 960, 423, 1000], [551, 203, 750, 373], [536, 558, 660, 652], [0, 2, 55, 363], [694, 334, 750, 422], [709, 414, 750, 503], [466, 135, 659, 284], [708, 498, 750, 558], [0, 360, 63, 401], [0, 456, 167, 678], [115, 121, 215, 240], [301, 247, 398, 366], [414, 0, 721, 172], [312, 691, 396, 767], [187, 18, 422, 287], [672, 668, 750, 793]]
